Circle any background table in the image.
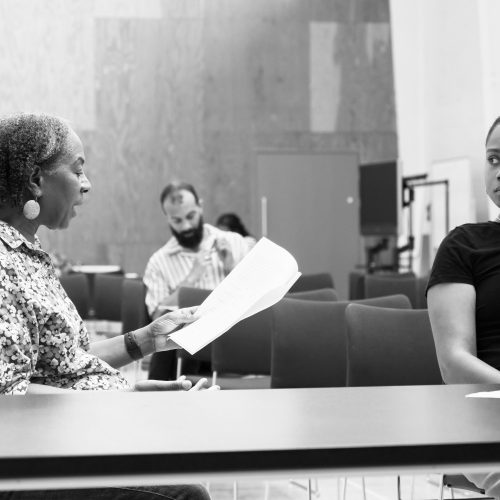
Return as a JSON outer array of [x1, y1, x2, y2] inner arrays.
[[1, 385, 500, 490]]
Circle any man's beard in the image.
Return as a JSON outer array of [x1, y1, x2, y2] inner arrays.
[[171, 217, 204, 249]]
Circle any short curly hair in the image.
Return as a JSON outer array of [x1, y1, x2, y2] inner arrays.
[[0, 113, 70, 209]]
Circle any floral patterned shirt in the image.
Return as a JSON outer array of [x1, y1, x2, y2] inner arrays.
[[0, 221, 130, 394]]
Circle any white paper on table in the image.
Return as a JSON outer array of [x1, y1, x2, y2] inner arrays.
[[169, 237, 301, 354], [466, 390, 500, 398]]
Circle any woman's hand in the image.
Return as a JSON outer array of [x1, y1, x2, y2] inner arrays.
[[148, 306, 199, 352], [133, 376, 220, 392]]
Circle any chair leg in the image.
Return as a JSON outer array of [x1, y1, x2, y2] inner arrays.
[[313, 478, 319, 497], [342, 477, 348, 500], [264, 481, 270, 500], [307, 479, 313, 500], [176, 357, 182, 379], [397, 475, 402, 500], [361, 477, 366, 500], [212, 370, 218, 386], [232, 481, 238, 500], [438, 474, 445, 500]]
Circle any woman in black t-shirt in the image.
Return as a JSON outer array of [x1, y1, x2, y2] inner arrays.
[[427, 116, 500, 497], [428, 116, 500, 383]]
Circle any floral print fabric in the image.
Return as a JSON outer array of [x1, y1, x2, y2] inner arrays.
[[0, 221, 130, 394]]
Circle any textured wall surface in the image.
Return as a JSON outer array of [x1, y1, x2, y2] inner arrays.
[[0, 0, 396, 274]]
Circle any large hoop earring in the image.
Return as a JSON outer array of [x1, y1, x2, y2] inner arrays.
[[23, 198, 40, 220]]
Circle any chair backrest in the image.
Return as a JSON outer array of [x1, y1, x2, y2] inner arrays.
[[177, 287, 212, 363], [59, 272, 90, 319], [121, 277, 150, 334], [175, 286, 338, 375], [364, 273, 418, 307], [271, 298, 348, 389], [288, 272, 334, 293], [93, 274, 125, 321], [211, 307, 274, 376], [416, 274, 429, 309], [348, 270, 366, 300], [178, 286, 211, 308], [286, 288, 338, 301], [345, 304, 443, 387], [270, 294, 412, 389]]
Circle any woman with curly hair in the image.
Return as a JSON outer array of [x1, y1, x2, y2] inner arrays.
[[0, 113, 216, 500]]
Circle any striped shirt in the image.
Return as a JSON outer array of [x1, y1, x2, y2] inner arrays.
[[143, 224, 249, 316]]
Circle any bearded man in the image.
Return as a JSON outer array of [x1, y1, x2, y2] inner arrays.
[[144, 182, 249, 318], [143, 182, 250, 380]]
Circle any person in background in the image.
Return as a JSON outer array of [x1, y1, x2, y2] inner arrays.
[[216, 212, 257, 249], [427, 116, 500, 499], [0, 113, 216, 500], [143, 182, 250, 379]]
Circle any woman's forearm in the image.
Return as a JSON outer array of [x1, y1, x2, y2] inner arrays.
[[89, 326, 155, 368], [440, 349, 500, 384]]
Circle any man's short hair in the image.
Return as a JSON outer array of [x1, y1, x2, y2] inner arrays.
[[160, 182, 200, 210]]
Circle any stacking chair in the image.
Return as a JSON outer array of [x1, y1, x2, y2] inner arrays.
[[173, 286, 339, 386], [348, 270, 366, 300], [363, 273, 418, 308], [345, 304, 441, 387], [288, 272, 334, 293], [175, 287, 212, 380], [440, 474, 488, 500], [416, 274, 429, 309], [121, 277, 150, 334], [59, 272, 90, 319], [210, 307, 273, 390], [93, 274, 125, 322], [271, 294, 412, 389], [345, 304, 485, 500], [210, 286, 340, 390], [271, 298, 347, 389], [270, 295, 410, 500]]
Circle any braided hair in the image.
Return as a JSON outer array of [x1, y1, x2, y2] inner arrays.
[[0, 113, 70, 209]]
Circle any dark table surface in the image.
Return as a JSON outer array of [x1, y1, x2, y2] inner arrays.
[[1, 384, 500, 489]]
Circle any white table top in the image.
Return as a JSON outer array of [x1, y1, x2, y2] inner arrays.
[[71, 265, 122, 274], [2, 385, 500, 490]]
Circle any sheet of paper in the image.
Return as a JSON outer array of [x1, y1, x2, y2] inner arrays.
[[466, 390, 500, 398], [169, 237, 301, 354]]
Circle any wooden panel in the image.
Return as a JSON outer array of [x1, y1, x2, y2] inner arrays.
[[257, 152, 360, 300]]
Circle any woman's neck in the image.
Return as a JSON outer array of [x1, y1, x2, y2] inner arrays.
[[0, 210, 39, 243]]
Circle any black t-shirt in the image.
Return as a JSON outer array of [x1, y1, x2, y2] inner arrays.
[[427, 221, 500, 370]]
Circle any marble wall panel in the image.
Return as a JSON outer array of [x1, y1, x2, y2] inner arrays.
[[94, 0, 162, 19], [0, 0, 95, 129], [4, 0, 396, 274]]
